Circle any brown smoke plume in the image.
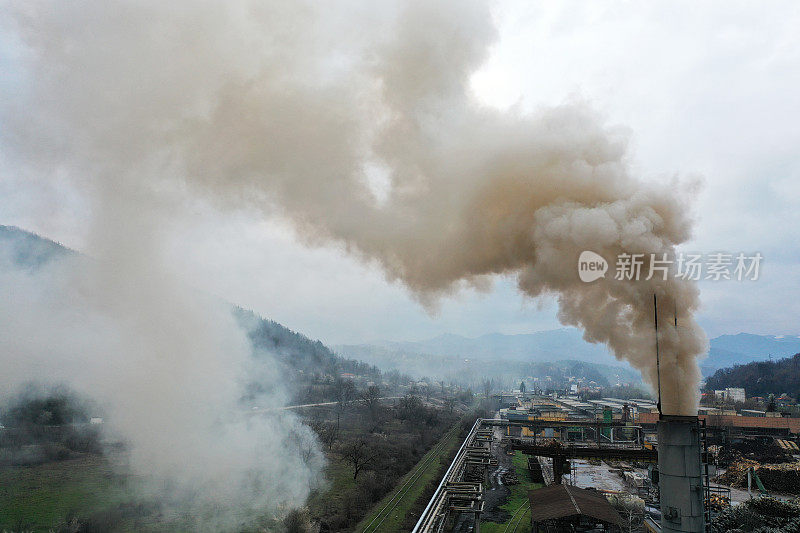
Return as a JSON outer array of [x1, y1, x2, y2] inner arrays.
[[2, 0, 704, 438]]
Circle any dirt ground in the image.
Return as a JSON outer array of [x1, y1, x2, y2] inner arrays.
[[570, 459, 630, 492], [478, 422, 515, 524]]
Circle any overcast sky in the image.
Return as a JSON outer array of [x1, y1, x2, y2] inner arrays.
[[2, 1, 799, 345]]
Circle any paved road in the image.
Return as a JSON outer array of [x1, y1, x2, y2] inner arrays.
[[248, 396, 402, 412]]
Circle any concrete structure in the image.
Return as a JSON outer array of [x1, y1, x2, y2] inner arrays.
[[728, 388, 746, 402], [714, 387, 745, 403], [657, 415, 705, 533]]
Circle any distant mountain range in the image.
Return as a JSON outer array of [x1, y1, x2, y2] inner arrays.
[[363, 329, 616, 364], [335, 340, 641, 387], [337, 330, 800, 379], [702, 333, 800, 372], [5, 224, 799, 383]]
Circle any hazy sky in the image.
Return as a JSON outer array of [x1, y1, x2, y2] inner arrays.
[[2, 1, 799, 345]]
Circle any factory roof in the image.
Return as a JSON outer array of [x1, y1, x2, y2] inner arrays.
[[637, 412, 800, 434], [630, 398, 656, 404], [528, 485, 623, 526], [587, 399, 624, 411]]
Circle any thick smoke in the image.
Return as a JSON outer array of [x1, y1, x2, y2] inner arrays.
[[0, 235, 324, 528], [2, 7, 702, 493]]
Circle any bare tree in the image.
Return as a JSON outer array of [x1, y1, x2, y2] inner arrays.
[[340, 439, 377, 480], [398, 394, 424, 421], [334, 378, 357, 429], [342, 380, 356, 404], [307, 413, 325, 434], [445, 397, 456, 414], [334, 378, 355, 405], [289, 427, 318, 465], [319, 421, 339, 450], [482, 379, 491, 398], [387, 369, 402, 389], [360, 385, 382, 427]]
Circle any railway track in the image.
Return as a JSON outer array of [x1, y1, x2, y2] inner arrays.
[[360, 424, 460, 533], [503, 500, 530, 533]]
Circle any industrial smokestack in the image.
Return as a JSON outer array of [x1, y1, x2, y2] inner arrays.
[[657, 415, 705, 533]]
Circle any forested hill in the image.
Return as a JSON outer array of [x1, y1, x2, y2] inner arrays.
[[1, 225, 382, 388], [0, 225, 73, 268], [705, 353, 800, 398], [235, 307, 381, 381]]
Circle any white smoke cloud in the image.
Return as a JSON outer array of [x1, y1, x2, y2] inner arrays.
[[1, 10, 705, 526], [0, 229, 324, 529]]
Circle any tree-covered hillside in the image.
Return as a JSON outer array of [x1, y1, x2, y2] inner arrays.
[[705, 353, 800, 399], [0, 225, 73, 268], [238, 308, 380, 379]]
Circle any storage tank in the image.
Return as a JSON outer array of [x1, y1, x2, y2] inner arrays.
[[657, 415, 705, 533]]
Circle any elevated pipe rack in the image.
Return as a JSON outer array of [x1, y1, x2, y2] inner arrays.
[[412, 420, 496, 533], [414, 418, 657, 532]]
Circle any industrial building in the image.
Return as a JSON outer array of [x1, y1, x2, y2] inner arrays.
[[713, 388, 746, 403], [411, 372, 800, 533], [527, 484, 624, 532]]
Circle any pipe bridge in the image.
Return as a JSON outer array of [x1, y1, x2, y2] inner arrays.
[[411, 419, 496, 533], [412, 418, 656, 533]]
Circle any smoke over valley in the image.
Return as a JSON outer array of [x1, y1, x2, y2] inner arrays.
[[0, 0, 712, 529]]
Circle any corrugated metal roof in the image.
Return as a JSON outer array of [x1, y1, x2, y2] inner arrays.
[[637, 412, 800, 433], [528, 484, 623, 526]]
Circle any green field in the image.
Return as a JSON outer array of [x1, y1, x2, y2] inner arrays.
[[0, 456, 130, 532], [306, 454, 359, 522], [479, 451, 543, 533], [0, 427, 462, 533], [0, 456, 211, 532], [0, 411, 474, 532], [354, 424, 462, 533]]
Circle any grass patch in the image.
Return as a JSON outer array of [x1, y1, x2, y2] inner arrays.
[[306, 454, 359, 520], [354, 424, 462, 533], [480, 451, 543, 533], [0, 455, 129, 532]]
